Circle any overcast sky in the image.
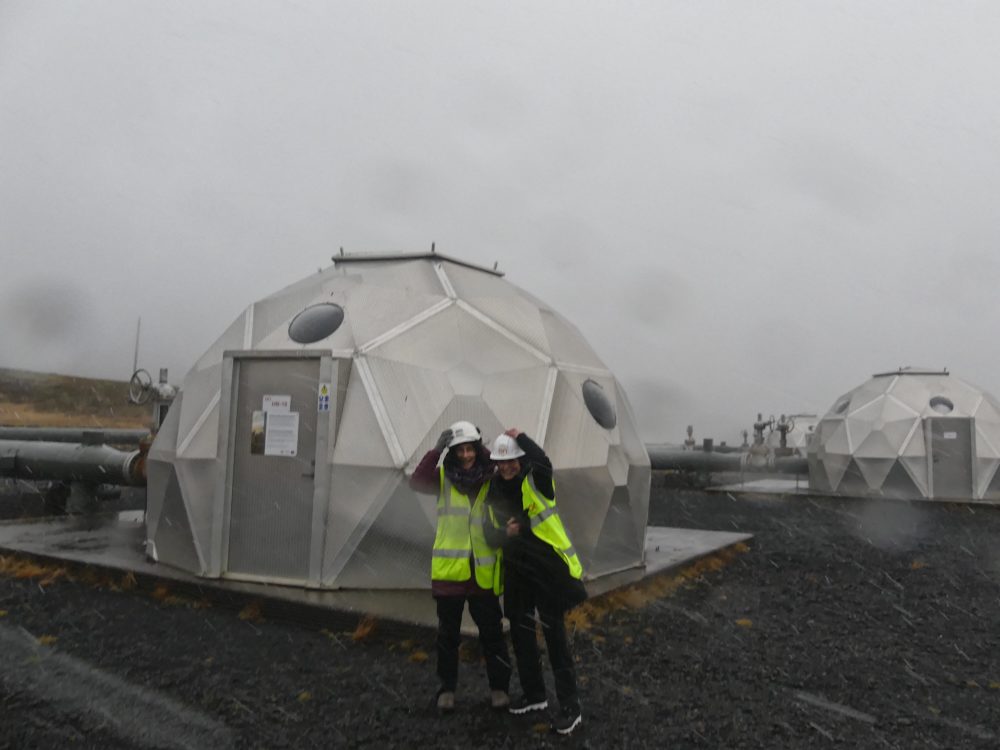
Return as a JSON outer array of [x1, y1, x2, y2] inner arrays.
[[2, 1, 999, 443]]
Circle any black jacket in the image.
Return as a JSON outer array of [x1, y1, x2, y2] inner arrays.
[[484, 433, 587, 610]]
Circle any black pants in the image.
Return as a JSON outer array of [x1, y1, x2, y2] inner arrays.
[[435, 594, 511, 693], [504, 574, 580, 714]]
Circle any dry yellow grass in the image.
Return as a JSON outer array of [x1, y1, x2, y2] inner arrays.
[[0, 368, 149, 428], [238, 601, 264, 622], [408, 649, 429, 663], [351, 615, 378, 642], [565, 543, 750, 633], [0, 400, 148, 428]]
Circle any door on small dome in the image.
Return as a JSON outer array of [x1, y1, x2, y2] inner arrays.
[[226, 356, 321, 583], [926, 417, 974, 500]]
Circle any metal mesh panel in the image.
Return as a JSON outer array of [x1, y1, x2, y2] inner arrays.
[[338, 277, 444, 346], [365, 355, 455, 461], [481, 366, 551, 437], [177, 364, 221, 452], [550, 466, 615, 562], [880, 462, 923, 500], [145, 458, 172, 540], [446, 265, 552, 354], [899, 456, 930, 496], [544, 372, 610, 469], [412, 396, 505, 464], [855, 457, 896, 490], [370, 304, 543, 373], [227, 358, 319, 581], [975, 458, 1000, 499], [149, 390, 182, 462], [855, 430, 896, 460], [626, 463, 652, 547], [173, 458, 218, 570], [588, 486, 643, 577], [253, 314, 356, 353], [348, 259, 447, 297], [330, 480, 435, 589], [177, 395, 220, 460], [615, 381, 650, 467], [322, 466, 399, 585], [821, 452, 851, 491], [539, 309, 607, 370], [331, 375, 395, 468], [983, 460, 1000, 499], [607, 445, 629, 486], [191, 309, 248, 373], [838, 459, 872, 496], [887, 377, 933, 410], [250, 277, 326, 347], [146, 392, 182, 540], [153, 468, 202, 574]]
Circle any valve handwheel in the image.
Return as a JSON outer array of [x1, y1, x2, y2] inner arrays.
[[129, 368, 153, 404]]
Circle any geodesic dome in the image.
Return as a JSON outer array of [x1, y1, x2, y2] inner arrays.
[[145, 252, 650, 589], [808, 368, 1000, 501]]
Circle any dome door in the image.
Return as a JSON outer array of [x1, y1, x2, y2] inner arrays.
[[926, 417, 974, 500], [225, 356, 322, 583]]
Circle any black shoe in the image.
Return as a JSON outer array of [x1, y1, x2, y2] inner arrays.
[[553, 710, 582, 735], [508, 695, 548, 715]]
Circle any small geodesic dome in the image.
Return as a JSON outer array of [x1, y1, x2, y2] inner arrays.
[[808, 368, 1000, 501], [145, 252, 650, 589]]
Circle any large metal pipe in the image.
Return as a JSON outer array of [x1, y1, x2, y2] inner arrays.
[[0, 440, 144, 486], [0, 427, 149, 445], [645, 445, 808, 475]]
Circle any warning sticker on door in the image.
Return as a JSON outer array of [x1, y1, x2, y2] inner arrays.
[[943, 431, 957, 439], [318, 383, 331, 412], [264, 411, 300, 456]]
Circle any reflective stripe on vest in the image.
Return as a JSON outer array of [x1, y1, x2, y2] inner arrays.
[[433, 548, 470, 559], [522, 473, 583, 579]]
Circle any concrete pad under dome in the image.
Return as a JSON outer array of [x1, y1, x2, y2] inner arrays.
[[0, 514, 751, 632]]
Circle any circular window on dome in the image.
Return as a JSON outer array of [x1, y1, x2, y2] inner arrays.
[[582, 379, 617, 429], [288, 303, 345, 344], [929, 396, 954, 414], [834, 399, 850, 415]]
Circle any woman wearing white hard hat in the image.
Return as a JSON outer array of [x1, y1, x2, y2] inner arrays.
[[409, 420, 510, 713], [484, 428, 587, 736]]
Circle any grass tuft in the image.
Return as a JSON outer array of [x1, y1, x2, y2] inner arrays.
[[351, 615, 377, 642], [566, 544, 749, 633], [238, 601, 264, 623]]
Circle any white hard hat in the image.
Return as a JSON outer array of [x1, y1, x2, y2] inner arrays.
[[449, 421, 481, 447], [490, 434, 526, 460]]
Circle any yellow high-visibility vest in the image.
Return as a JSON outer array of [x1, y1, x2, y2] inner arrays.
[[521, 474, 583, 579], [430, 468, 500, 590]]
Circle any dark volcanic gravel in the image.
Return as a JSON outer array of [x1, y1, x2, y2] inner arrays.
[[2, 482, 1000, 749]]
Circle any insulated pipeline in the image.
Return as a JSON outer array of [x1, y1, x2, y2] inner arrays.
[[0, 440, 144, 486], [645, 446, 808, 475], [0, 427, 149, 446]]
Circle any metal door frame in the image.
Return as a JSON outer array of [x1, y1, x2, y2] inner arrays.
[[209, 350, 335, 586]]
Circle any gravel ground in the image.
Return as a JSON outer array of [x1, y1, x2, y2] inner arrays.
[[2, 481, 1000, 749]]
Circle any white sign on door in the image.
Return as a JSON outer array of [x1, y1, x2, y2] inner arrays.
[[264, 411, 300, 456]]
